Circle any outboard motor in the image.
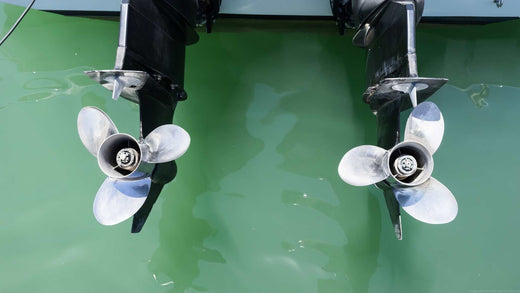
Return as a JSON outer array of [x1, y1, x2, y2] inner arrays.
[[78, 0, 201, 233], [333, 0, 456, 239]]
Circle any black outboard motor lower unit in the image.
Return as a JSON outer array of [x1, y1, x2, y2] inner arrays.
[[77, 0, 212, 233], [335, 0, 457, 240]]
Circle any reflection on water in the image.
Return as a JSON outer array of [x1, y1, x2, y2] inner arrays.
[[0, 63, 98, 109], [418, 21, 520, 90], [274, 81, 382, 292], [188, 84, 337, 291], [454, 84, 490, 108], [465, 84, 489, 108], [150, 82, 381, 292], [281, 191, 381, 293]]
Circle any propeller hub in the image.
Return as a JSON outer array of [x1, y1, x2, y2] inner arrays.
[[116, 148, 139, 171], [386, 141, 433, 187], [98, 133, 144, 179], [394, 155, 417, 178]]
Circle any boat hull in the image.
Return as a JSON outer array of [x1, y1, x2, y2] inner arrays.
[[3, 0, 520, 18]]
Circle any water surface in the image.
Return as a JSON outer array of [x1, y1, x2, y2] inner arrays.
[[0, 4, 519, 293]]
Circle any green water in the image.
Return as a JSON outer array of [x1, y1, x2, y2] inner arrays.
[[1, 3, 519, 293]]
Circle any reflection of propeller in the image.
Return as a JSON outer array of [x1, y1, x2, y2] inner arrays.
[[338, 101, 457, 224], [77, 106, 190, 225]]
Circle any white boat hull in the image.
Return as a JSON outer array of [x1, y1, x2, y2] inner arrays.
[[2, 0, 519, 18]]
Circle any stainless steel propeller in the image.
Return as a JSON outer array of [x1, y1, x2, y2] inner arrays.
[[338, 101, 457, 224], [77, 106, 190, 225]]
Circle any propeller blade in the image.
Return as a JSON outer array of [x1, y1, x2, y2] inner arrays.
[[78, 107, 118, 157], [394, 177, 458, 224], [111, 77, 123, 101], [404, 101, 444, 154], [408, 84, 418, 108], [141, 124, 190, 163], [338, 145, 389, 186], [93, 176, 151, 226]]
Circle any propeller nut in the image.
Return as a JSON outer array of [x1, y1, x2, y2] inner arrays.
[[116, 148, 139, 171], [386, 141, 434, 186], [394, 155, 417, 178]]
